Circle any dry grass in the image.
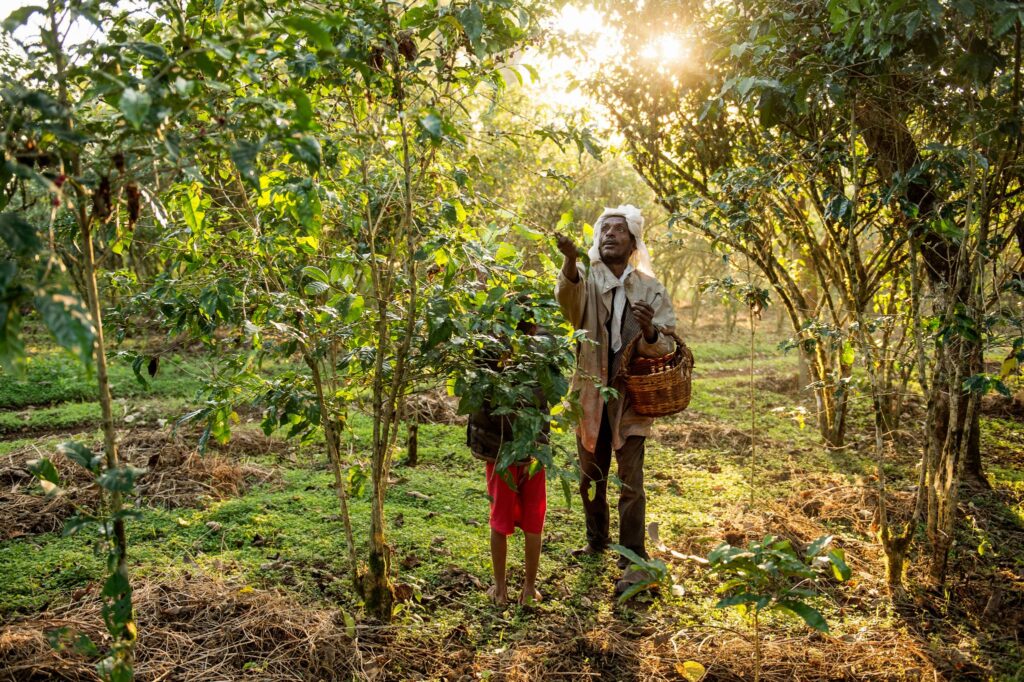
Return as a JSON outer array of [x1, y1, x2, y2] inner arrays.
[[0, 427, 278, 541], [655, 418, 751, 455], [0, 573, 353, 681], [401, 387, 465, 425]]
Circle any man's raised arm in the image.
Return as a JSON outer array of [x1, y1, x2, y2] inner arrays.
[[554, 233, 584, 328]]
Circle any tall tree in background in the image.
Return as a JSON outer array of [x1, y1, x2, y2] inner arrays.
[[582, 0, 1023, 583]]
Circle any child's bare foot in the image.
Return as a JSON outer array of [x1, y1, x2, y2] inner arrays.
[[518, 586, 542, 606], [487, 585, 508, 605]]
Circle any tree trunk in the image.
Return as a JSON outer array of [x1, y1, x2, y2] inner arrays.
[[856, 99, 986, 486], [881, 530, 912, 592], [306, 356, 358, 588], [406, 419, 418, 467], [808, 345, 849, 448], [797, 347, 811, 392], [962, 409, 987, 487], [689, 285, 702, 328], [81, 214, 135, 661], [363, 446, 395, 618]]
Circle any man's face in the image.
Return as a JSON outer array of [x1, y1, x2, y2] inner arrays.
[[598, 216, 636, 264]]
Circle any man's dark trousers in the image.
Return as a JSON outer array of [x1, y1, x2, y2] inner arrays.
[[577, 405, 647, 559]]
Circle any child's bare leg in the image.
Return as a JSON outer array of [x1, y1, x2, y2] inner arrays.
[[519, 531, 542, 605], [489, 529, 508, 604]]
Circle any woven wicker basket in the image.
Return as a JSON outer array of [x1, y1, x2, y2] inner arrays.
[[620, 331, 694, 417]]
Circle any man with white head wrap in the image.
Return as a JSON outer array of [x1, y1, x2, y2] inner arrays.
[[554, 205, 676, 595]]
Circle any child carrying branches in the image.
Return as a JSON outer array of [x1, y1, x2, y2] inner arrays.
[[466, 319, 550, 606]]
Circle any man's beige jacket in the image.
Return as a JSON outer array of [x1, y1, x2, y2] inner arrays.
[[556, 261, 677, 453]]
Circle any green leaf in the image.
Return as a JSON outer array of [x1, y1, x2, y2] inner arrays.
[[0, 212, 41, 256], [494, 242, 517, 262], [231, 140, 262, 190], [97, 464, 146, 494], [343, 294, 364, 323], [341, 609, 356, 639], [179, 188, 205, 233], [458, 3, 484, 48], [288, 135, 321, 171], [119, 88, 151, 130], [58, 441, 100, 473], [827, 548, 852, 581], [3, 5, 42, 33], [775, 600, 829, 632], [617, 575, 657, 603], [556, 210, 573, 231], [34, 291, 95, 370], [62, 515, 95, 536], [101, 570, 131, 599], [21, 91, 62, 118], [304, 280, 329, 296], [955, 38, 1000, 84], [993, 7, 1018, 36], [419, 112, 443, 141], [609, 544, 649, 569], [45, 627, 99, 657], [131, 354, 149, 388], [282, 15, 334, 52], [757, 87, 789, 128], [302, 266, 329, 284], [715, 593, 759, 608], [805, 534, 834, 558], [287, 88, 313, 130], [127, 41, 167, 61], [999, 357, 1018, 379], [28, 457, 60, 485]]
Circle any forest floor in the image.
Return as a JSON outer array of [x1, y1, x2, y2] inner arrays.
[[1, 327, 1022, 681]]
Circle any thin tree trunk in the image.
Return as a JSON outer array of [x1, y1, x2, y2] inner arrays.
[[406, 418, 419, 467], [307, 356, 358, 588], [81, 212, 135, 656], [849, 109, 917, 592]]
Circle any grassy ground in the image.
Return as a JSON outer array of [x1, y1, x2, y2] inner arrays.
[[1, 333, 1022, 681]]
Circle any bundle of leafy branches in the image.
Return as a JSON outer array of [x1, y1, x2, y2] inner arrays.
[[445, 269, 579, 479]]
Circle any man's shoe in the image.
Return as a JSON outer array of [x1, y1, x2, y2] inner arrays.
[[570, 543, 606, 558]]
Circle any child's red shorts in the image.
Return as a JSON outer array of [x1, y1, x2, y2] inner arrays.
[[485, 461, 546, 536]]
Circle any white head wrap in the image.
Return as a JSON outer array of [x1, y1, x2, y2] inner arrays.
[[587, 204, 654, 277]]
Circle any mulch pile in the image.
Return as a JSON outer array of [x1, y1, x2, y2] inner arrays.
[[655, 417, 752, 455], [0, 567, 943, 682], [401, 388, 464, 425], [754, 372, 804, 397], [0, 573, 353, 681], [0, 427, 279, 541]]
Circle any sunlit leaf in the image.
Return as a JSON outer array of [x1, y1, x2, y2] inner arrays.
[[676, 661, 706, 682]]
